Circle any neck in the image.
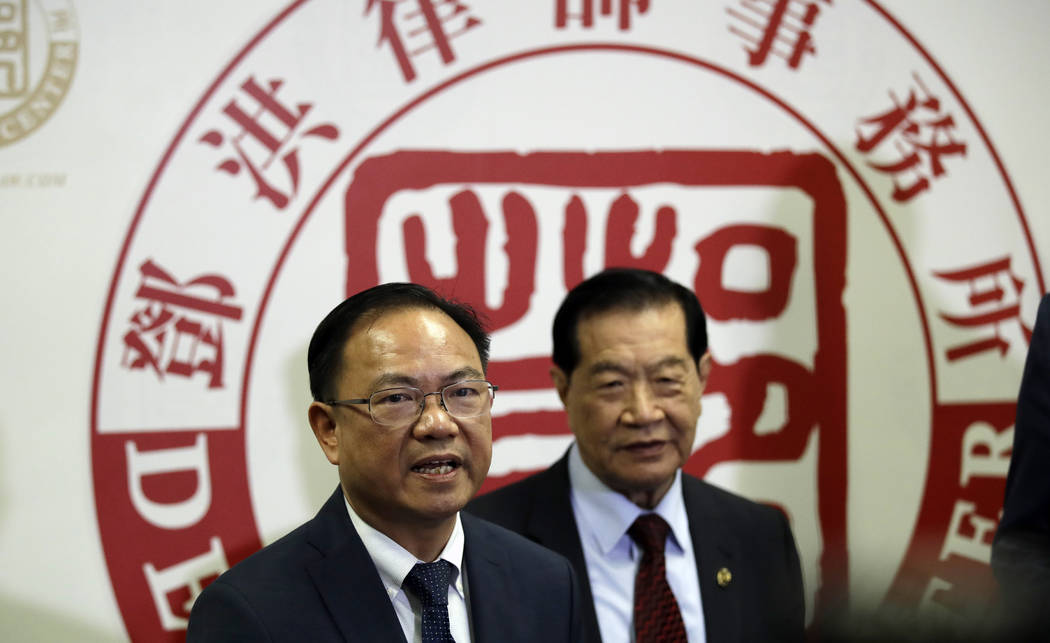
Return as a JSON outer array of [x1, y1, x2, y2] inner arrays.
[[624, 476, 674, 510], [346, 495, 456, 561], [392, 520, 456, 562]]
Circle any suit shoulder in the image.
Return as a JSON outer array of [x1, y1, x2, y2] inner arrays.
[[465, 470, 552, 526], [463, 513, 570, 568], [188, 517, 352, 643], [209, 519, 320, 591], [682, 474, 791, 531]]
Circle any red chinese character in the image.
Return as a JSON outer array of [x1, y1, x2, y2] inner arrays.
[[555, 0, 651, 30], [562, 191, 676, 289], [397, 186, 679, 328], [122, 260, 244, 389], [694, 224, 797, 321], [934, 256, 1033, 361], [855, 74, 967, 202], [727, 0, 832, 70], [365, 0, 481, 82], [402, 188, 539, 331], [199, 77, 339, 210]]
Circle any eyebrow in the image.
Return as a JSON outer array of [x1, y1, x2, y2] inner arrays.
[[646, 356, 692, 373], [587, 361, 632, 377], [586, 356, 691, 377], [370, 366, 485, 390]]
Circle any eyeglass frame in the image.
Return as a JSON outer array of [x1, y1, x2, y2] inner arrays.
[[324, 379, 499, 426]]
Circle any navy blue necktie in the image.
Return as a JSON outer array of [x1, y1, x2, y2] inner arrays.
[[403, 560, 456, 643]]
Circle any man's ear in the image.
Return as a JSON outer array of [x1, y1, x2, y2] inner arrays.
[[697, 350, 713, 390], [308, 402, 340, 465], [550, 366, 570, 405]]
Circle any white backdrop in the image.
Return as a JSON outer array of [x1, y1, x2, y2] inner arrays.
[[1, 1, 1048, 641]]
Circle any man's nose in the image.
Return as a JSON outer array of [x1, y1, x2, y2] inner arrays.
[[414, 392, 459, 438], [622, 383, 664, 426]]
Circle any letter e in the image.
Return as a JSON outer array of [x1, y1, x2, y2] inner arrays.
[[144, 536, 229, 630], [939, 499, 996, 564]]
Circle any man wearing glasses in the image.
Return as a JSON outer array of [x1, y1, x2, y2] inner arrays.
[[188, 283, 584, 642]]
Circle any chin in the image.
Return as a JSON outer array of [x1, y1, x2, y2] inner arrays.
[[423, 492, 471, 516], [410, 505, 462, 526], [622, 468, 677, 490]]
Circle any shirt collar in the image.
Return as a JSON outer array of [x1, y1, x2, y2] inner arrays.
[[343, 494, 466, 600], [567, 443, 689, 557]]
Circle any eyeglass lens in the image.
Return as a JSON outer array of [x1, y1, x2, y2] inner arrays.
[[370, 381, 493, 425]]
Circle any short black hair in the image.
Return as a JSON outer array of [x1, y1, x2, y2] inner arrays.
[[551, 268, 708, 376], [307, 282, 490, 402]]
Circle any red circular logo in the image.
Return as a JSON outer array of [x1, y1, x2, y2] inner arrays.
[[92, 2, 1042, 639]]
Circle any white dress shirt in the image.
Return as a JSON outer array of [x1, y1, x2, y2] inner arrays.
[[568, 444, 706, 643], [344, 496, 472, 643]]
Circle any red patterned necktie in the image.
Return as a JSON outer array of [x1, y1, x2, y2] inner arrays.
[[628, 513, 688, 643]]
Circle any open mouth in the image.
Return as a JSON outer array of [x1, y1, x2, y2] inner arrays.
[[411, 459, 461, 475]]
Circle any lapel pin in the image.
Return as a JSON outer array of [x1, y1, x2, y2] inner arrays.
[[716, 567, 732, 588]]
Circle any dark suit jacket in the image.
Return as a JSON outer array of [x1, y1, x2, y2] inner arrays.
[[187, 487, 585, 642], [992, 293, 1050, 630], [465, 452, 805, 642]]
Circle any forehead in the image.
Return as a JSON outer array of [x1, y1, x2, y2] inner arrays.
[[342, 306, 482, 381], [574, 302, 690, 364]]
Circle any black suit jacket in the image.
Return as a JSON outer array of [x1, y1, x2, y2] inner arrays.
[[465, 451, 805, 642], [992, 293, 1050, 629], [188, 487, 585, 642]]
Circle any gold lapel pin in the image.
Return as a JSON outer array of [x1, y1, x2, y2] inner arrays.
[[716, 567, 732, 588]]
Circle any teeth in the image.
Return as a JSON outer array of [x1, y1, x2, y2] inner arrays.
[[413, 461, 455, 474]]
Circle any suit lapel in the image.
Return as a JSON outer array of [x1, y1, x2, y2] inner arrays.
[[683, 477, 741, 642], [305, 488, 408, 643], [462, 514, 517, 641], [523, 453, 602, 643], [523, 455, 589, 571]]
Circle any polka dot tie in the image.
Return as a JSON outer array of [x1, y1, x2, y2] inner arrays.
[[628, 514, 687, 643], [403, 560, 456, 643]]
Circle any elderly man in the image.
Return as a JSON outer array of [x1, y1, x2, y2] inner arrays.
[[467, 268, 804, 642], [188, 283, 584, 642]]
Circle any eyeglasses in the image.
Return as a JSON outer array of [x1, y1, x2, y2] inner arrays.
[[326, 379, 498, 426]]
